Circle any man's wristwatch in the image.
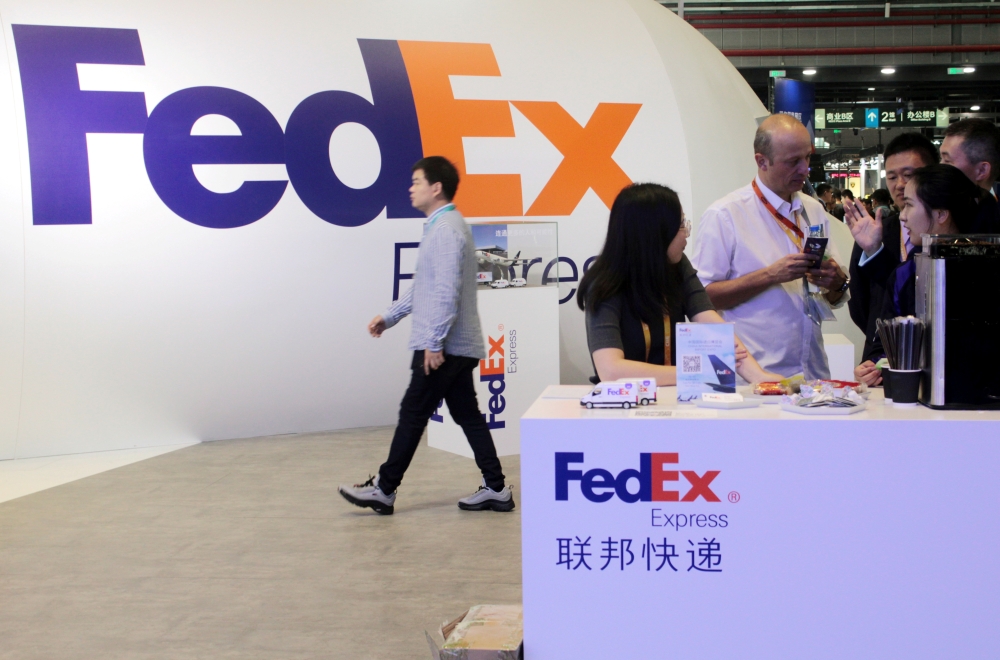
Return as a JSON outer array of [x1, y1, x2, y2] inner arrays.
[[836, 275, 851, 294]]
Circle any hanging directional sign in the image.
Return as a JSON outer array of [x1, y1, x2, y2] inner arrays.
[[879, 109, 903, 126], [823, 108, 865, 128], [902, 109, 938, 126], [819, 107, 937, 129]]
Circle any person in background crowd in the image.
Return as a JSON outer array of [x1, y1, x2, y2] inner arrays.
[[870, 188, 892, 215], [816, 183, 834, 213], [851, 165, 986, 382], [845, 132, 938, 385], [579, 183, 782, 385], [941, 118, 1000, 194], [692, 114, 849, 380], [839, 189, 857, 221], [940, 118, 1000, 231], [862, 196, 875, 216], [832, 189, 845, 220], [340, 157, 514, 515]]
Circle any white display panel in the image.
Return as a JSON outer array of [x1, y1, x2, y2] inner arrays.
[[825, 217, 869, 366], [0, 0, 765, 458], [521, 386, 1000, 658], [429, 285, 560, 457], [822, 333, 856, 382], [0, 34, 26, 460]]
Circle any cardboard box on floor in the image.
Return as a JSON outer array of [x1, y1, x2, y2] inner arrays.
[[425, 604, 523, 660]]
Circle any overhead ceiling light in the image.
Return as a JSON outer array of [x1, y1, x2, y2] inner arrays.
[[881, 67, 896, 74], [971, 105, 981, 111], [868, 87, 876, 91], [964, 66, 976, 73], [803, 69, 817, 75]]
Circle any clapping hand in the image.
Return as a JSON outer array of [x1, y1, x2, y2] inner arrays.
[[844, 199, 883, 257]]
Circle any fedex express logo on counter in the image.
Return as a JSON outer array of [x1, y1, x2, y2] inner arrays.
[[12, 25, 641, 229], [430, 330, 511, 428], [556, 453, 721, 503], [480, 333, 507, 430]]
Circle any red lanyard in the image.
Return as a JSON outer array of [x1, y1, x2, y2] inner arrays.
[[752, 179, 804, 249]]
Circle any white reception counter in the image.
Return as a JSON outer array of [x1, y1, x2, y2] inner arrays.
[[520, 385, 1000, 659]]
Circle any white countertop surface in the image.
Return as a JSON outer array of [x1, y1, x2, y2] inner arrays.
[[524, 384, 1000, 422]]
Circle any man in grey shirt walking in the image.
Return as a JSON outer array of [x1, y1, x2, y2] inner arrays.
[[339, 157, 513, 515]]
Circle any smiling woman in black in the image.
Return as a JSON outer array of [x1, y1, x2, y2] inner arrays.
[[578, 183, 779, 385]]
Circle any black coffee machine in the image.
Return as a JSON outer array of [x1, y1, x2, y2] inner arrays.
[[915, 235, 1000, 409]]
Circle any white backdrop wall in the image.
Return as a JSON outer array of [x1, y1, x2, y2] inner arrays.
[[0, 0, 766, 459]]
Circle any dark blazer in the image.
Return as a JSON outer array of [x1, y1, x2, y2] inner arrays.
[[848, 210, 902, 363], [973, 191, 1000, 233], [867, 249, 918, 363]]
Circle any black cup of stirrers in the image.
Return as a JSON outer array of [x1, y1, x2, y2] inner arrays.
[[876, 316, 925, 371], [877, 316, 925, 405]]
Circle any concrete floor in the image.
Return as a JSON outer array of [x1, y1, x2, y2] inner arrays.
[[0, 427, 522, 660]]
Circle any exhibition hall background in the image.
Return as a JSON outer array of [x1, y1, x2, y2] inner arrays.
[[0, 0, 839, 461]]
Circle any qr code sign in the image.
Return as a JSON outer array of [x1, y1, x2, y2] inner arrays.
[[681, 355, 701, 374]]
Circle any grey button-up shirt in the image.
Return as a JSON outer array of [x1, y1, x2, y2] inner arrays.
[[382, 205, 486, 360]]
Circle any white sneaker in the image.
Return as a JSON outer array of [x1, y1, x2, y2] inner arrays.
[[458, 479, 515, 512], [339, 475, 395, 515]]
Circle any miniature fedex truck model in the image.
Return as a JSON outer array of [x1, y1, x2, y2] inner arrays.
[[580, 382, 640, 409], [617, 378, 657, 405]]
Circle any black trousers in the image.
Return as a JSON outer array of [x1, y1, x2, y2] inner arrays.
[[378, 350, 505, 494]]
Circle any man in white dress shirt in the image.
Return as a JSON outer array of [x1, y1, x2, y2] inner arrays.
[[691, 114, 850, 380]]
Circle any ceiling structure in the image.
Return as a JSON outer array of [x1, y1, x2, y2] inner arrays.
[[657, 0, 1000, 183], [739, 63, 999, 111], [658, 0, 1000, 113]]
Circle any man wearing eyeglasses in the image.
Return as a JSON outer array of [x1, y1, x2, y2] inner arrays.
[[844, 132, 939, 385]]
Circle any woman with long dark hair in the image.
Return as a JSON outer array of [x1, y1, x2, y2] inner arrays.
[[851, 163, 987, 385], [578, 183, 780, 384]]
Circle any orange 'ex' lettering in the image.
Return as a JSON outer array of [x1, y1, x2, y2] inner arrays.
[[398, 41, 641, 217], [480, 334, 505, 375]]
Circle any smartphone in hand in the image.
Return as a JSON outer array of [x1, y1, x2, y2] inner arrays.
[[802, 236, 828, 268]]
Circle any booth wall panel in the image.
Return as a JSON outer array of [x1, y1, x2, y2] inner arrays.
[[0, 0, 766, 458], [0, 26, 26, 460]]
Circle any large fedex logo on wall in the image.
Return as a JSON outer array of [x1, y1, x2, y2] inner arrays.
[[12, 24, 641, 229]]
